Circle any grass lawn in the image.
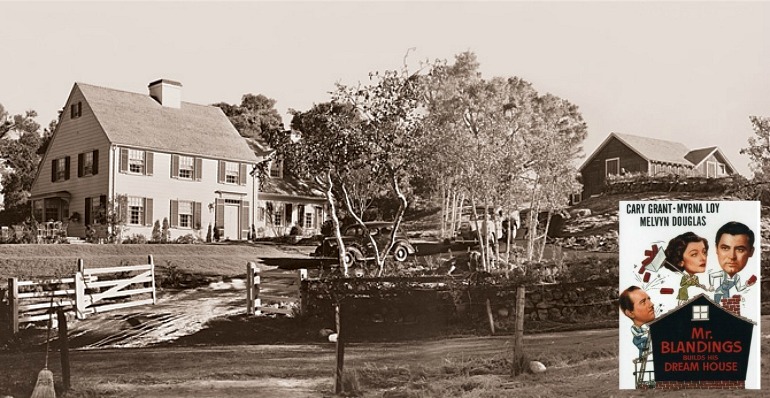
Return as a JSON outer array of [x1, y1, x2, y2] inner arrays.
[[0, 242, 311, 286]]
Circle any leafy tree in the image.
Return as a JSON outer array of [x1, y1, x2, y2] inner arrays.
[[523, 93, 587, 261], [331, 63, 432, 276], [272, 101, 366, 276], [213, 94, 284, 141], [0, 108, 45, 221], [740, 116, 770, 204]]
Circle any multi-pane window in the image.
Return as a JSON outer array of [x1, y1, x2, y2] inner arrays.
[[178, 201, 193, 228], [55, 158, 67, 181], [270, 157, 283, 178], [90, 196, 104, 224], [304, 211, 313, 229], [32, 200, 44, 222], [128, 197, 144, 225], [179, 156, 194, 179], [82, 151, 94, 176], [128, 149, 145, 174], [225, 162, 239, 184], [692, 305, 709, 321]]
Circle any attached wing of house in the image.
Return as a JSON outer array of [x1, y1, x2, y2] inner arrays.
[[29, 79, 261, 241], [254, 140, 328, 238]]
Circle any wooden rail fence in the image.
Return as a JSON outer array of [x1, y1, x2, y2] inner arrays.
[[6, 256, 157, 333], [246, 262, 307, 316]]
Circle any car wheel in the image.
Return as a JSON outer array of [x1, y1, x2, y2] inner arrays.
[[344, 247, 362, 267], [393, 245, 409, 262]]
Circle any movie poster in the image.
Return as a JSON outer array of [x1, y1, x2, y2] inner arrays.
[[618, 200, 760, 390]]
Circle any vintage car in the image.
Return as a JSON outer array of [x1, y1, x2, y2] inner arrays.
[[312, 221, 417, 266]]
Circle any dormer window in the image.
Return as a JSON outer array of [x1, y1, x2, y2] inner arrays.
[[270, 156, 283, 178], [70, 102, 82, 119]]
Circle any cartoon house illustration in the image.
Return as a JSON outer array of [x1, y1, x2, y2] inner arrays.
[[29, 79, 261, 240], [253, 151, 328, 238], [641, 293, 755, 390], [578, 133, 737, 198]]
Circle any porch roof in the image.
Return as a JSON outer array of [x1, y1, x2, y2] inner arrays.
[[29, 191, 71, 201]]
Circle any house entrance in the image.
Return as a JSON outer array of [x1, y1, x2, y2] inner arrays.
[[223, 202, 240, 240]]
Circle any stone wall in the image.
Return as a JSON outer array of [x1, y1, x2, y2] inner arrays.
[[301, 278, 619, 339]]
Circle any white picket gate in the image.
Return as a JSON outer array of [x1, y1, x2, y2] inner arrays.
[[75, 255, 157, 319], [6, 256, 157, 333]]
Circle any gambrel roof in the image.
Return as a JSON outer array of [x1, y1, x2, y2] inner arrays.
[[77, 83, 259, 163]]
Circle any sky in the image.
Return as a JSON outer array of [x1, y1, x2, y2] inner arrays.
[[1, 1, 768, 176]]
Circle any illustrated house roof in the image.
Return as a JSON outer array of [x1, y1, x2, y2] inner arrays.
[[77, 83, 259, 163], [647, 293, 756, 327]]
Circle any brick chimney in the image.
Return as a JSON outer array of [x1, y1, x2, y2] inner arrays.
[[720, 295, 741, 316], [148, 79, 182, 108]]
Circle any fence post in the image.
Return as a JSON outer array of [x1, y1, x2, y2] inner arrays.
[[57, 308, 71, 391], [148, 255, 157, 305], [334, 302, 345, 395], [8, 277, 18, 334], [75, 259, 86, 320], [512, 285, 526, 375], [254, 267, 261, 316], [246, 262, 255, 315], [299, 268, 308, 316]]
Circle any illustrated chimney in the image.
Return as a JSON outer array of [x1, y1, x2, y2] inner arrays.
[[721, 295, 741, 317], [148, 79, 182, 108]]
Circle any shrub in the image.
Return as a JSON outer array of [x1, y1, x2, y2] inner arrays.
[[175, 233, 197, 244], [123, 234, 148, 244], [206, 224, 212, 243], [151, 220, 162, 242], [161, 217, 170, 243]]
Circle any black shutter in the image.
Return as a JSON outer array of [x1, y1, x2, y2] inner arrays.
[[218, 161, 225, 183], [145, 151, 154, 175], [239, 163, 247, 185], [64, 156, 71, 180], [51, 159, 57, 182], [193, 202, 202, 230], [92, 150, 99, 175], [99, 195, 107, 224], [78, 153, 84, 177], [120, 148, 128, 173], [85, 197, 92, 226], [194, 158, 203, 181], [171, 154, 179, 178], [240, 201, 250, 240], [144, 198, 153, 226], [170, 200, 178, 228], [215, 198, 225, 232], [118, 196, 128, 224]]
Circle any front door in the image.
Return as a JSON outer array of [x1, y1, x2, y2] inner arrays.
[[224, 204, 239, 240]]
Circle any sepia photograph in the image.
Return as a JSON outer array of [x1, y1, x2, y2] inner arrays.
[[0, 1, 768, 397]]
